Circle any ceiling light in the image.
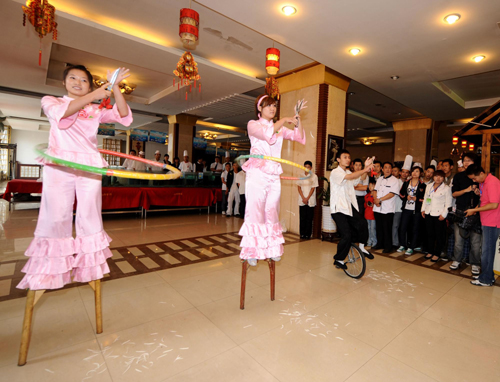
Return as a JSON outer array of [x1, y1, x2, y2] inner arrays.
[[444, 14, 461, 24], [391, 76, 400, 80], [361, 138, 377, 146], [281, 6, 297, 16], [349, 48, 361, 56], [472, 55, 485, 63], [348, 92, 355, 96]]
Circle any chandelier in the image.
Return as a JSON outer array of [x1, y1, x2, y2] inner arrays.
[[201, 132, 217, 140], [92, 75, 136, 95]]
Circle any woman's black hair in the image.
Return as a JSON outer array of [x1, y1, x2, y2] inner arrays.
[[63, 65, 94, 91]]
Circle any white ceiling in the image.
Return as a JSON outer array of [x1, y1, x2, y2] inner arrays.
[[197, 0, 500, 121], [2, 0, 500, 138], [0, 0, 312, 132]]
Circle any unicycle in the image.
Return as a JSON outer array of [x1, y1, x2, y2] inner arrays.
[[343, 243, 366, 279]]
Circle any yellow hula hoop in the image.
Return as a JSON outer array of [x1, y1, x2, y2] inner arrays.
[[235, 154, 312, 180], [35, 145, 182, 180]]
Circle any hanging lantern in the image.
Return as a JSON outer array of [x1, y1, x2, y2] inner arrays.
[[179, 8, 199, 47], [265, 77, 280, 100], [452, 136, 459, 146], [469, 143, 475, 151], [265, 48, 280, 75], [461, 140, 467, 149], [22, 0, 58, 66], [173, 51, 201, 100]]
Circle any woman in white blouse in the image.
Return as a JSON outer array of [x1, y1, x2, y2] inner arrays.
[[421, 170, 452, 262]]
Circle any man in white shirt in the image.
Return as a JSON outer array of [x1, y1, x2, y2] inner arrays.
[[133, 151, 148, 172], [220, 163, 230, 215], [122, 150, 137, 170], [210, 156, 223, 172], [236, 167, 246, 219], [352, 158, 369, 217], [178, 150, 193, 173], [330, 149, 375, 270], [373, 162, 401, 253], [153, 150, 162, 163], [298, 160, 319, 239]]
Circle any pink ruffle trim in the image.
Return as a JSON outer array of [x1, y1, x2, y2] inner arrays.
[[75, 231, 112, 254], [240, 235, 284, 249], [242, 158, 283, 175], [16, 230, 112, 291], [239, 245, 284, 260], [239, 222, 283, 237], [38, 147, 109, 168], [239, 222, 285, 259]]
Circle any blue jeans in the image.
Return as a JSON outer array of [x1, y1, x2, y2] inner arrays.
[[367, 219, 377, 247], [479, 226, 500, 284]]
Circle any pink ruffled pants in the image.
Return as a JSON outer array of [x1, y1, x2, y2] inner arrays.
[[239, 169, 284, 259], [17, 165, 112, 290]]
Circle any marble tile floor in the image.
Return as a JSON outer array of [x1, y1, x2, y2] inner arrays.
[[1, 202, 499, 381]]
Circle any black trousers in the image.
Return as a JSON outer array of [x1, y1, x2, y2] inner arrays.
[[425, 215, 447, 257], [374, 212, 394, 252], [331, 206, 368, 261], [240, 194, 246, 218], [300, 205, 315, 237], [398, 209, 421, 249], [356, 195, 366, 218]]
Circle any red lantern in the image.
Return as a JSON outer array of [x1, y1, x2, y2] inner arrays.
[[452, 136, 458, 146], [179, 8, 199, 47], [461, 140, 467, 149], [469, 143, 475, 151], [22, 0, 58, 66], [266, 48, 280, 75]]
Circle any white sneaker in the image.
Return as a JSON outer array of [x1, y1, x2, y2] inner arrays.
[[397, 246, 405, 253], [247, 259, 258, 266], [470, 279, 492, 287], [271, 256, 281, 262], [222, 211, 226, 215], [471, 265, 480, 275], [449, 261, 460, 270]]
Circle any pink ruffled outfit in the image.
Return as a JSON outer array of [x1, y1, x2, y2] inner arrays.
[[17, 96, 133, 290], [239, 118, 305, 260]]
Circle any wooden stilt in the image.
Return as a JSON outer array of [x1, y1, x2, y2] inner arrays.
[[240, 259, 277, 309], [240, 260, 249, 310], [90, 280, 103, 334], [268, 259, 276, 301], [18, 289, 45, 366]]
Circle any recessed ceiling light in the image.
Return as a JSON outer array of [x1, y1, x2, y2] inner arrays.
[[348, 92, 355, 95], [281, 6, 297, 16], [472, 55, 485, 63], [349, 48, 361, 56], [444, 14, 461, 24], [391, 76, 400, 80]]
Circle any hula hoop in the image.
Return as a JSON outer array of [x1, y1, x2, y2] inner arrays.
[[235, 154, 312, 180], [35, 145, 181, 180]]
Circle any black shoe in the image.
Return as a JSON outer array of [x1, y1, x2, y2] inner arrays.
[[382, 249, 392, 254], [334, 260, 347, 270], [363, 250, 374, 259], [372, 245, 383, 250]]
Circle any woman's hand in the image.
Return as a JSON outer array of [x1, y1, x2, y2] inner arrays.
[[107, 67, 131, 92], [438, 215, 445, 221], [421, 212, 425, 218], [282, 116, 298, 125], [91, 83, 111, 101]]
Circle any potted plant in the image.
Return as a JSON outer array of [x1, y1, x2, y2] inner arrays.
[[317, 176, 336, 237]]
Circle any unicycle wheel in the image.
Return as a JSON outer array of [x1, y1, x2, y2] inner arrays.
[[343, 244, 366, 279]]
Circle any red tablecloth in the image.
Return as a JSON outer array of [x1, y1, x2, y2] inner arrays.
[[2, 180, 221, 210], [1, 179, 42, 201], [142, 187, 214, 209]]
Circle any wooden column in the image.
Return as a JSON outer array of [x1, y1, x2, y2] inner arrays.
[[313, 84, 329, 238], [482, 133, 492, 173]]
